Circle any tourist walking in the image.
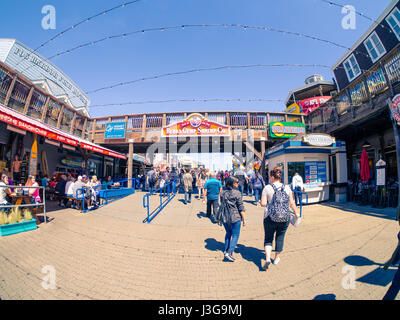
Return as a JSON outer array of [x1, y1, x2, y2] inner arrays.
[[182, 168, 193, 205], [251, 169, 265, 206], [203, 172, 222, 220], [218, 176, 246, 262], [291, 172, 304, 206], [260, 167, 299, 270], [197, 169, 207, 199], [234, 165, 248, 198]]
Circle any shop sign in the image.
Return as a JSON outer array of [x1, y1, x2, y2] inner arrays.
[[0, 109, 79, 147], [303, 134, 335, 147], [305, 161, 327, 185], [298, 96, 331, 115], [105, 122, 126, 139], [285, 103, 301, 114], [270, 122, 306, 138], [80, 143, 127, 160], [161, 113, 230, 137], [376, 159, 386, 186], [388, 94, 400, 125], [61, 157, 83, 168]]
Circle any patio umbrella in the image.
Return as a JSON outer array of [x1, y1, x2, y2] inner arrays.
[[360, 149, 370, 182]]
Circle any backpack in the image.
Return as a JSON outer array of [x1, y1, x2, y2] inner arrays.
[[268, 184, 291, 223], [151, 172, 159, 185], [215, 190, 232, 226]]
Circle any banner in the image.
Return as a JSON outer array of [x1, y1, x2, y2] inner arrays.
[[162, 113, 230, 137]]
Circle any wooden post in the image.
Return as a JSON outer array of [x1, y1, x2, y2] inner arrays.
[[81, 118, 88, 139], [226, 112, 230, 126], [142, 115, 147, 138], [4, 75, 17, 107], [69, 112, 77, 134], [162, 113, 167, 127], [128, 139, 134, 188], [40, 96, 51, 122], [57, 105, 64, 129], [247, 112, 251, 129], [23, 87, 35, 114], [91, 119, 96, 142]]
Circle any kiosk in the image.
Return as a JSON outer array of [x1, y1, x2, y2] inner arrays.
[[265, 134, 347, 204]]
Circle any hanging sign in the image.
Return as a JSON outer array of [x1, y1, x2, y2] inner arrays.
[[376, 159, 386, 186], [105, 122, 126, 139], [162, 113, 230, 137], [388, 95, 400, 126], [303, 134, 335, 147]]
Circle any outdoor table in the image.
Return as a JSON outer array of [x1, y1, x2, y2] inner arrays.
[[9, 193, 41, 225]]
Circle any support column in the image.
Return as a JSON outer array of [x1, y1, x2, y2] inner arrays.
[[335, 142, 348, 203], [40, 96, 50, 123], [4, 75, 17, 107], [23, 87, 35, 114], [128, 139, 134, 188]]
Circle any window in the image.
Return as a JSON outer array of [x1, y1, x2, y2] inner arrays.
[[386, 7, 400, 41], [364, 32, 386, 63], [343, 54, 361, 82]]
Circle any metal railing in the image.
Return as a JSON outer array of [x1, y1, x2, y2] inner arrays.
[[293, 190, 309, 218], [142, 181, 176, 224], [0, 184, 47, 223], [76, 178, 136, 213]]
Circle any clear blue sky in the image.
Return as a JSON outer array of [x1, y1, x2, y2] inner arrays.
[[0, 0, 393, 118]]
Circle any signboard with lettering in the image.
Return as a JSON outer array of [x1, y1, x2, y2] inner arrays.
[[303, 134, 336, 147], [162, 113, 230, 137], [298, 96, 332, 115], [305, 161, 327, 186], [270, 122, 306, 138], [388, 95, 400, 126], [105, 122, 126, 139], [376, 159, 386, 186]]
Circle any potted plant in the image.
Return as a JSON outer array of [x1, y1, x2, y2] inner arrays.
[[0, 207, 38, 237]]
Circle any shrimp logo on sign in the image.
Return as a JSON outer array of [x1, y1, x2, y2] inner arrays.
[[190, 115, 202, 128]]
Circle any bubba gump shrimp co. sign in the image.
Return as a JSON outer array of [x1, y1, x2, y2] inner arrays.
[[161, 113, 230, 137]]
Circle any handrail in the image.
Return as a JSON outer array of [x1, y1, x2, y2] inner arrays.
[[142, 181, 176, 224], [293, 190, 309, 218], [0, 184, 47, 223], [77, 178, 136, 213]]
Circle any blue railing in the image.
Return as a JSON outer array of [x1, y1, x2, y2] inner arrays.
[[77, 178, 136, 213], [143, 181, 176, 224], [293, 191, 309, 218]]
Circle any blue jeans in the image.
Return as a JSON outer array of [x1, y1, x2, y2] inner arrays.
[[184, 191, 192, 204], [223, 221, 242, 255], [294, 186, 302, 206], [254, 187, 263, 203], [237, 185, 244, 198]]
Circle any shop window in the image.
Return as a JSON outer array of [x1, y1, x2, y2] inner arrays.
[[288, 162, 305, 186]]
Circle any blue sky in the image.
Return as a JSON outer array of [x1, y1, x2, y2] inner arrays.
[[0, 0, 393, 118]]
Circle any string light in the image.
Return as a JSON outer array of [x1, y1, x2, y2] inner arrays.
[[87, 98, 285, 108], [319, 0, 393, 33], [14, 0, 144, 69]]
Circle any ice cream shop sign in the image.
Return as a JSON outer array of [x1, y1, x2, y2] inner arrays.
[[162, 113, 230, 137]]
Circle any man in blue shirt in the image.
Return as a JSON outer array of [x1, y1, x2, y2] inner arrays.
[[203, 172, 222, 219]]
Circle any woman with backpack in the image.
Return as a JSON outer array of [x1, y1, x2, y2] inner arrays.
[[260, 167, 299, 270], [218, 176, 246, 262]]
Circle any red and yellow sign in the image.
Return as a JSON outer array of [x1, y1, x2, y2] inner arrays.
[[162, 113, 230, 137]]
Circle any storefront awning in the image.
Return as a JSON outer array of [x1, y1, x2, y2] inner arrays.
[[0, 104, 127, 160]]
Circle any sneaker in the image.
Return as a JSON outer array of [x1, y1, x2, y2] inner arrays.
[[273, 257, 280, 265], [261, 259, 271, 271], [224, 252, 235, 262]]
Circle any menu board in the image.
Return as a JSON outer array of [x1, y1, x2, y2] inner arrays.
[[305, 161, 327, 187]]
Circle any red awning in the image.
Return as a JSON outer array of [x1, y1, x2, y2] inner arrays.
[[0, 104, 127, 160]]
